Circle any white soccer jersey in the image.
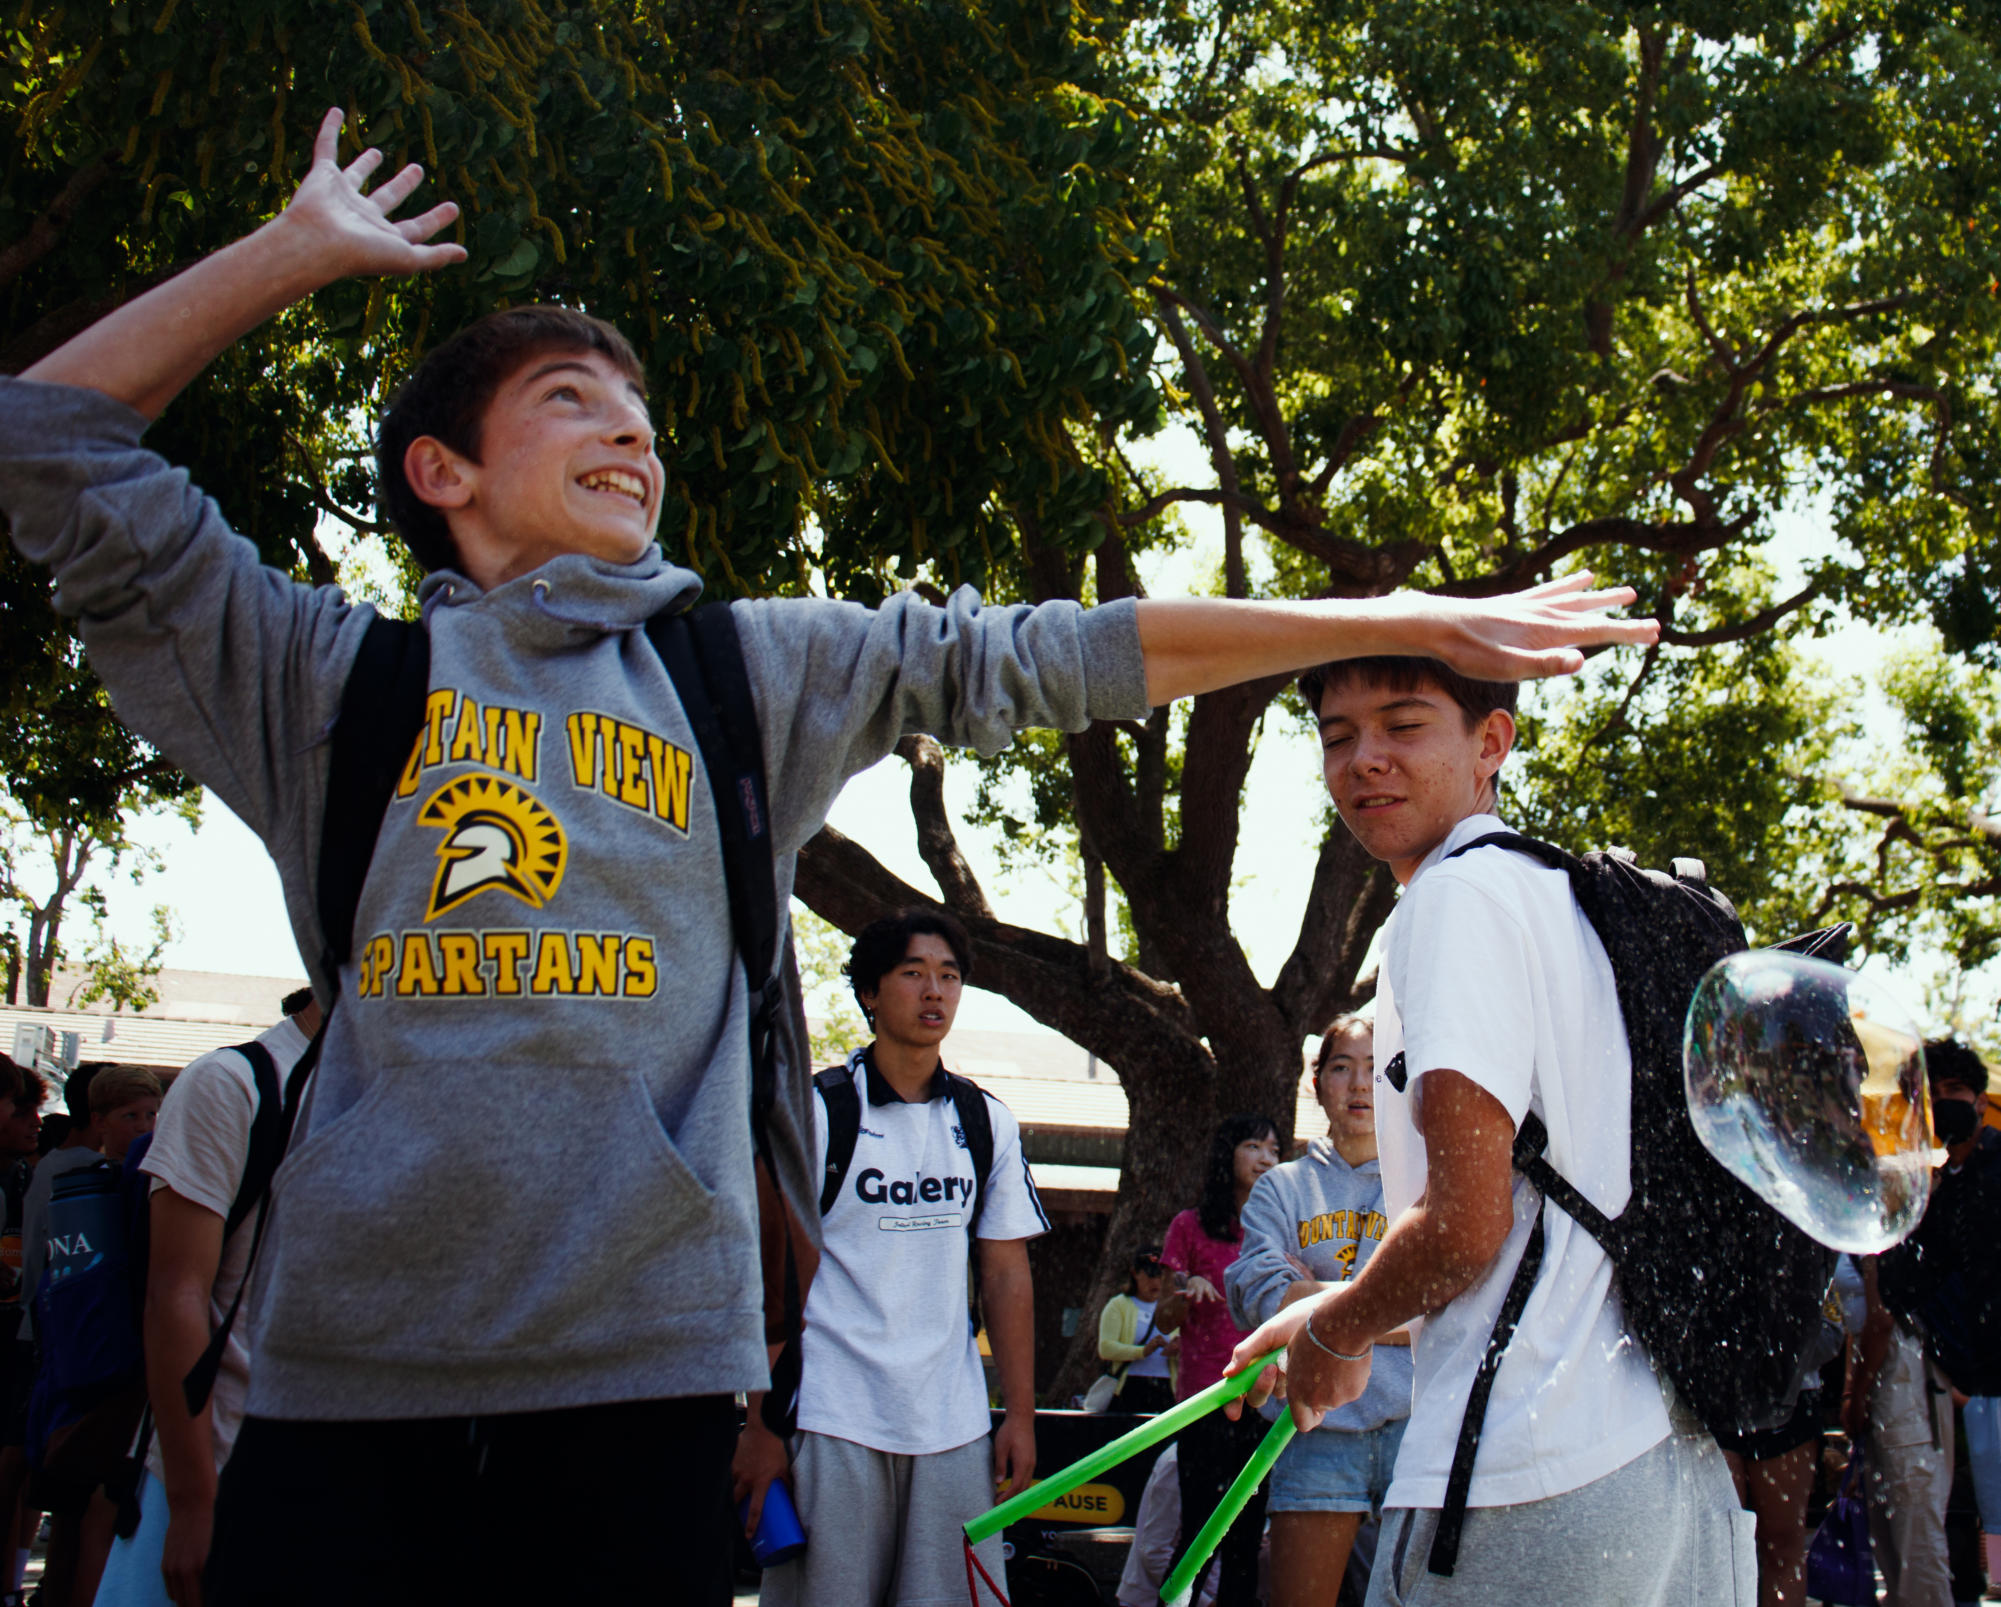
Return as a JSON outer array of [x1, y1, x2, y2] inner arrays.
[[795, 1050, 1049, 1456]]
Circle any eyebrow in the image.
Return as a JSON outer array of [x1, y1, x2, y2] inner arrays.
[[521, 357, 647, 401], [1316, 694, 1442, 731]]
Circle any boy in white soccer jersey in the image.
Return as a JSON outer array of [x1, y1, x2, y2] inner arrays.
[[1231, 656, 1749, 1605], [737, 910, 1045, 1605]]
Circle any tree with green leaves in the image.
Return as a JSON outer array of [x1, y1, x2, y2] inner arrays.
[[796, 0, 2001, 1394], [1, 0, 1162, 871], [0, 784, 195, 1007], [10, 0, 2001, 1407]]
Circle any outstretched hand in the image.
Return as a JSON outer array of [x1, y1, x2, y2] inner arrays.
[[22, 106, 467, 418], [1222, 1292, 1372, 1434], [1395, 572, 1658, 682], [279, 108, 466, 281]]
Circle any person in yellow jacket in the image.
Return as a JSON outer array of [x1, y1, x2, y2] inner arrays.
[[1097, 1245, 1180, 1413]]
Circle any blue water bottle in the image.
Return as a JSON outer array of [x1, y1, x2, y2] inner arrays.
[[741, 1477, 808, 1568]]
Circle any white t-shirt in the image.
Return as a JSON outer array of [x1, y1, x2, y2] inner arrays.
[[141, 1014, 313, 1479], [1126, 1297, 1170, 1379], [1375, 814, 1670, 1511], [797, 1051, 1049, 1456]]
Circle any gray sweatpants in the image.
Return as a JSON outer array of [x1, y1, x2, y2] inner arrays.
[[759, 1429, 1005, 1607], [1365, 1415, 1756, 1607]]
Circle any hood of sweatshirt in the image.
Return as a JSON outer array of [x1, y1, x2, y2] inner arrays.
[[416, 548, 702, 648]]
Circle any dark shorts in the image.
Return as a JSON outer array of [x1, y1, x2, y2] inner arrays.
[[208, 1395, 736, 1607], [1713, 1387, 1825, 1463]]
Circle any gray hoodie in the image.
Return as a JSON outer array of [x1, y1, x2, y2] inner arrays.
[[0, 377, 1150, 1419], [1226, 1137, 1414, 1433]]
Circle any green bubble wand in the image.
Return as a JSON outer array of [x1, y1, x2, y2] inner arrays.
[[962, 1357, 1295, 1606]]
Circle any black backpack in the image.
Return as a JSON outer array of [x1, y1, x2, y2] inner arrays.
[[814, 1052, 999, 1340], [815, 1054, 996, 1229], [1413, 832, 1843, 1576], [189, 602, 822, 1435]]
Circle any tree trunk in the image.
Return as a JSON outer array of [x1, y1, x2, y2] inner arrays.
[[24, 907, 52, 1009]]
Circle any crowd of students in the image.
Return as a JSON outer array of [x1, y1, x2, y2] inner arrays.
[[42, 104, 1985, 1607]]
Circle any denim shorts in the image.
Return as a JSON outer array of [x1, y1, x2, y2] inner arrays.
[[1266, 1415, 1408, 1514]]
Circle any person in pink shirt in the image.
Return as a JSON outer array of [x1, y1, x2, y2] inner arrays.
[[1158, 1113, 1280, 1605]]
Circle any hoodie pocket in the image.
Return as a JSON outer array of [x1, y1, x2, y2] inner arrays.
[[258, 1058, 747, 1364]]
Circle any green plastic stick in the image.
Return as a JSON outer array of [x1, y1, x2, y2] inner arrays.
[[963, 1361, 1277, 1545], [1159, 1413, 1298, 1606]]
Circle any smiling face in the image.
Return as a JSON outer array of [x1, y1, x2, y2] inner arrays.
[[859, 933, 965, 1054], [1233, 1132, 1279, 1196], [1316, 676, 1515, 884], [405, 349, 665, 588]]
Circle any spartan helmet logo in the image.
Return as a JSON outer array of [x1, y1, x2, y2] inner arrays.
[[418, 775, 567, 921]]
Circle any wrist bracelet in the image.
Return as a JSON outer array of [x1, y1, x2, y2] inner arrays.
[[1303, 1316, 1371, 1363]]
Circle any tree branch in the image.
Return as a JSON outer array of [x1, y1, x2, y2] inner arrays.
[[1271, 825, 1399, 1036], [794, 824, 1200, 1064], [1154, 294, 1248, 597], [1657, 578, 1827, 646], [0, 159, 112, 295], [894, 733, 993, 919]]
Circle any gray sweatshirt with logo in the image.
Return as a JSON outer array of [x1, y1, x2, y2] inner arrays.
[[1226, 1137, 1414, 1433], [0, 377, 1150, 1418]]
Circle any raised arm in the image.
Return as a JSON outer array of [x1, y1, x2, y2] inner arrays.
[[1136, 574, 1657, 696], [25, 108, 463, 420]]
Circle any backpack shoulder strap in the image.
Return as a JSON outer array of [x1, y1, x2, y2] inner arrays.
[[945, 1073, 996, 1240], [644, 604, 777, 993], [317, 614, 431, 973], [815, 1064, 862, 1216], [183, 1021, 326, 1417], [223, 1042, 283, 1241], [1444, 831, 1578, 875]]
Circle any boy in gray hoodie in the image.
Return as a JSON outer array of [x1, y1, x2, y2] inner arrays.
[[0, 110, 1653, 1602], [1228, 1014, 1412, 1605]]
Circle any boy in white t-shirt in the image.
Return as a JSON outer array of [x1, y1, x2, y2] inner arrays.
[[93, 988, 321, 1607], [1229, 656, 1751, 1605], [738, 910, 1047, 1605]]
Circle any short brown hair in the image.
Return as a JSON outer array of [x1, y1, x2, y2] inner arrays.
[[1298, 656, 1519, 727], [375, 306, 647, 572], [87, 1065, 162, 1118]]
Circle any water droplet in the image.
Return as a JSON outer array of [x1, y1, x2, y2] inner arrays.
[[1685, 951, 1933, 1253]]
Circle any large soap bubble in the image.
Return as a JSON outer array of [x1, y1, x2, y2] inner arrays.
[[1685, 951, 1934, 1254]]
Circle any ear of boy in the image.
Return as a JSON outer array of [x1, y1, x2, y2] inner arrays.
[[402, 349, 665, 591]]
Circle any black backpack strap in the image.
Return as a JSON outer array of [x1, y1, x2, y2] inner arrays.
[[1425, 1115, 1623, 1575], [1429, 1201, 1546, 1576], [946, 1073, 996, 1240], [1511, 1113, 1618, 1247], [183, 1022, 325, 1417], [1445, 830, 1577, 875], [946, 1072, 997, 1328], [224, 1044, 282, 1240], [317, 615, 431, 974], [647, 603, 808, 1438], [816, 1063, 862, 1215], [647, 604, 787, 1137], [646, 605, 777, 987]]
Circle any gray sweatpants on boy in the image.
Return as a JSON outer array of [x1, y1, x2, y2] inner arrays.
[[761, 1430, 1004, 1607], [1366, 1413, 1756, 1607]]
